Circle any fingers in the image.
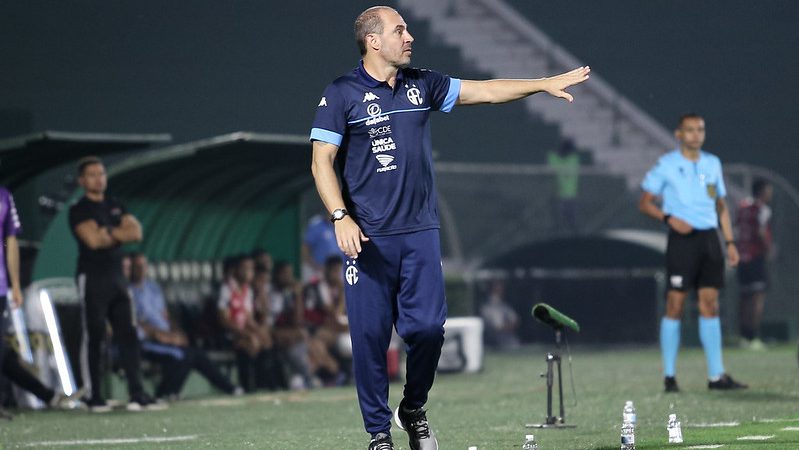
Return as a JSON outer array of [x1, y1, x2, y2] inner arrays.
[[337, 227, 367, 259], [559, 91, 574, 103]]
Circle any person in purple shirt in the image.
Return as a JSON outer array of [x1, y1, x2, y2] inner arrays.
[[0, 186, 23, 420]]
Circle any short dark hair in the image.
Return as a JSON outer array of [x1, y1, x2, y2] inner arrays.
[[77, 156, 103, 176], [752, 178, 770, 198], [324, 256, 343, 270], [354, 6, 393, 56], [676, 113, 704, 129]]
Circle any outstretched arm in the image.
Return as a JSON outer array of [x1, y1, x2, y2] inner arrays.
[[457, 66, 590, 105]]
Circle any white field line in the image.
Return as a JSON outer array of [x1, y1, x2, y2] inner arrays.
[[688, 421, 740, 428], [757, 418, 799, 423], [782, 426, 799, 431], [686, 446, 724, 449], [736, 435, 775, 440], [22, 435, 197, 447]]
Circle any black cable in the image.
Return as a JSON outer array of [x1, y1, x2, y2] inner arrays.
[[564, 331, 578, 407]]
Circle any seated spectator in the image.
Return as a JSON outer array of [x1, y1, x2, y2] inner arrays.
[[129, 253, 241, 400], [251, 249, 274, 276], [301, 212, 342, 282], [251, 261, 287, 390], [270, 261, 320, 389], [217, 255, 274, 392], [480, 279, 520, 350], [303, 256, 351, 385], [2, 347, 85, 409]]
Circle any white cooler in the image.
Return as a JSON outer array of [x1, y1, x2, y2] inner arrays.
[[438, 317, 484, 373]]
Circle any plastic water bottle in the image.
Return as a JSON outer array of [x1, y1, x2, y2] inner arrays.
[[522, 434, 538, 450], [621, 401, 636, 450], [667, 413, 683, 444]]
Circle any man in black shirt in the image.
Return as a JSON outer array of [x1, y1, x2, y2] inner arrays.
[[68, 156, 161, 412]]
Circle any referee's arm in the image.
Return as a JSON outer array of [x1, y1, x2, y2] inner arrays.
[[638, 191, 693, 235], [716, 197, 740, 266]]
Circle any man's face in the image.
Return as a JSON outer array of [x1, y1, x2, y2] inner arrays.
[[675, 117, 706, 151], [761, 185, 774, 203], [79, 163, 107, 194], [131, 256, 148, 283], [374, 9, 414, 68], [237, 259, 255, 284]]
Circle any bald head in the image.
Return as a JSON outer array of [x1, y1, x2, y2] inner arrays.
[[354, 6, 398, 56]]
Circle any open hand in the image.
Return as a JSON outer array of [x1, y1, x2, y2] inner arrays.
[[544, 66, 591, 102]]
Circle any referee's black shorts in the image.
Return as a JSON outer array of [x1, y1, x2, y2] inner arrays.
[[666, 228, 724, 291]]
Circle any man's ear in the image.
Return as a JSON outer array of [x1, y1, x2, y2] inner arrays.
[[367, 33, 380, 52]]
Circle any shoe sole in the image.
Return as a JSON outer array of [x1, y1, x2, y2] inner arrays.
[[392, 407, 439, 450]]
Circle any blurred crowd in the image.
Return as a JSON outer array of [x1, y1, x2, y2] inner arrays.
[[123, 249, 352, 399]]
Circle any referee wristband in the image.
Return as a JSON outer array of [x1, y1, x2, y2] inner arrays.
[[725, 240, 736, 246], [662, 214, 671, 225]]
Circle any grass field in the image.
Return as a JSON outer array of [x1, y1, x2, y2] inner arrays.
[[1, 344, 798, 449]]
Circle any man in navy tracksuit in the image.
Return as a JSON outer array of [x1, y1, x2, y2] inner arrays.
[[310, 6, 590, 449]]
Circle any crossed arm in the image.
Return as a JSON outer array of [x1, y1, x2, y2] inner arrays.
[[312, 66, 590, 259], [73, 214, 143, 250]]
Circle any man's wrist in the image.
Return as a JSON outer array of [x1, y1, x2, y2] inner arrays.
[[725, 240, 736, 246]]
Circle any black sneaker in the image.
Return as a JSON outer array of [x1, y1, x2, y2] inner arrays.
[[664, 376, 680, 393], [127, 391, 168, 411], [708, 373, 748, 390], [393, 400, 439, 450], [368, 432, 394, 450]]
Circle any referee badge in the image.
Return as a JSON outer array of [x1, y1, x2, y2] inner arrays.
[[706, 184, 717, 199]]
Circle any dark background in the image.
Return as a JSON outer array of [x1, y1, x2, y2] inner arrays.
[[2, 1, 797, 176]]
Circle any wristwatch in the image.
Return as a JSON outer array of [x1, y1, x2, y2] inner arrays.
[[330, 208, 349, 223]]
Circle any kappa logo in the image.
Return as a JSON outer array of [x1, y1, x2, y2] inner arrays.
[[367, 103, 381, 117], [362, 92, 380, 102], [318, 97, 327, 107], [345, 261, 359, 286], [669, 275, 684, 289], [406, 87, 423, 106]]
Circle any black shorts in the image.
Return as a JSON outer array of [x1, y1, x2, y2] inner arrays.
[[737, 257, 768, 293], [666, 229, 724, 291]]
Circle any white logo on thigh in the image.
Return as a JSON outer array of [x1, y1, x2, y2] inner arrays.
[[345, 261, 359, 286], [670, 275, 683, 289]]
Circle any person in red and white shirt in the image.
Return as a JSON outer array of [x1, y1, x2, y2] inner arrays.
[[218, 255, 273, 391], [735, 179, 774, 350]]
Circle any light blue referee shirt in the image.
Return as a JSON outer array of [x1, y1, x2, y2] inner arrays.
[[641, 149, 727, 230]]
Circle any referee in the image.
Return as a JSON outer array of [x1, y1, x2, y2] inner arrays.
[[69, 156, 160, 412], [310, 6, 589, 449], [639, 113, 747, 392]]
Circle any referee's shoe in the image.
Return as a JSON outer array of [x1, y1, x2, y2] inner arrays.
[[394, 399, 438, 450], [708, 373, 748, 390]]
